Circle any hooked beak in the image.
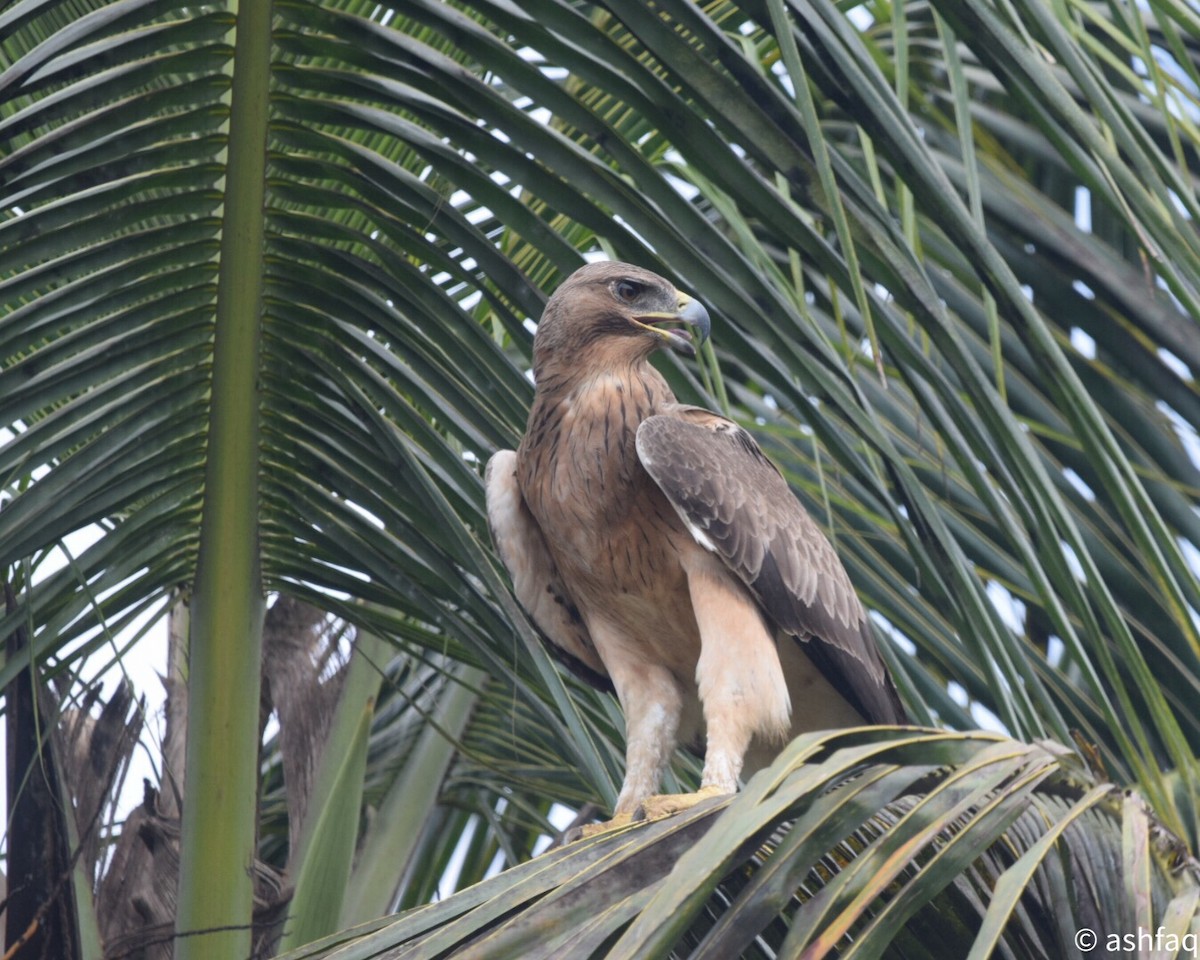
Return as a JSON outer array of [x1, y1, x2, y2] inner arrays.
[[633, 291, 712, 358]]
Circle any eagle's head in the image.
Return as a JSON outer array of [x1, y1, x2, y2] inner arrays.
[[532, 261, 711, 373]]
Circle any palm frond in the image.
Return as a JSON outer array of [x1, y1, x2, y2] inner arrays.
[[3, 0, 1199, 954]]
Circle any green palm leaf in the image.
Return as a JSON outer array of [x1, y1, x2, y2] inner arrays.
[[3, 0, 1199, 955]]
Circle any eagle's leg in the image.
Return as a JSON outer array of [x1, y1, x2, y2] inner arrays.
[[631, 695, 752, 822], [629, 555, 794, 824], [572, 661, 685, 839], [613, 663, 684, 814]]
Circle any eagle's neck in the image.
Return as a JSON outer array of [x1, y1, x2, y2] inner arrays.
[[530, 359, 671, 441], [520, 360, 672, 507]]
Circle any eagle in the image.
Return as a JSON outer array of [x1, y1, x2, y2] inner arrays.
[[486, 261, 907, 826]]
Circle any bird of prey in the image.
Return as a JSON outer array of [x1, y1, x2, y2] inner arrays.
[[486, 261, 907, 825]]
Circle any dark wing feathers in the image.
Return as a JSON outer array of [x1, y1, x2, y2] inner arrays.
[[636, 412, 907, 725], [802, 623, 908, 727]]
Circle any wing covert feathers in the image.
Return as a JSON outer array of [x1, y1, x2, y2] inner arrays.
[[484, 451, 614, 693], [636, 412, 907, 724]]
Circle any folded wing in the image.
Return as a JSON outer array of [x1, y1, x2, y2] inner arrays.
[[485, 450, 613, 692], [635, 411, 907, 725]]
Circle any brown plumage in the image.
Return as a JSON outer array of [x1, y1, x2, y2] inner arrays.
[[486, 261, 906, 819]]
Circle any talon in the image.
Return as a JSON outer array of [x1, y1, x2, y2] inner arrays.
[[633, 785, 730, 822], [566, 812, 635, 842]]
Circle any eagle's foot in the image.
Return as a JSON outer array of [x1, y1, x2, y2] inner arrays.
[[633, 784, 729, 822], [561, 787, 730, 843], [563, 812, 634, 844]]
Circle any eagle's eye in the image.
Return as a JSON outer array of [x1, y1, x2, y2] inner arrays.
[[613, 279, 643, 303]]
